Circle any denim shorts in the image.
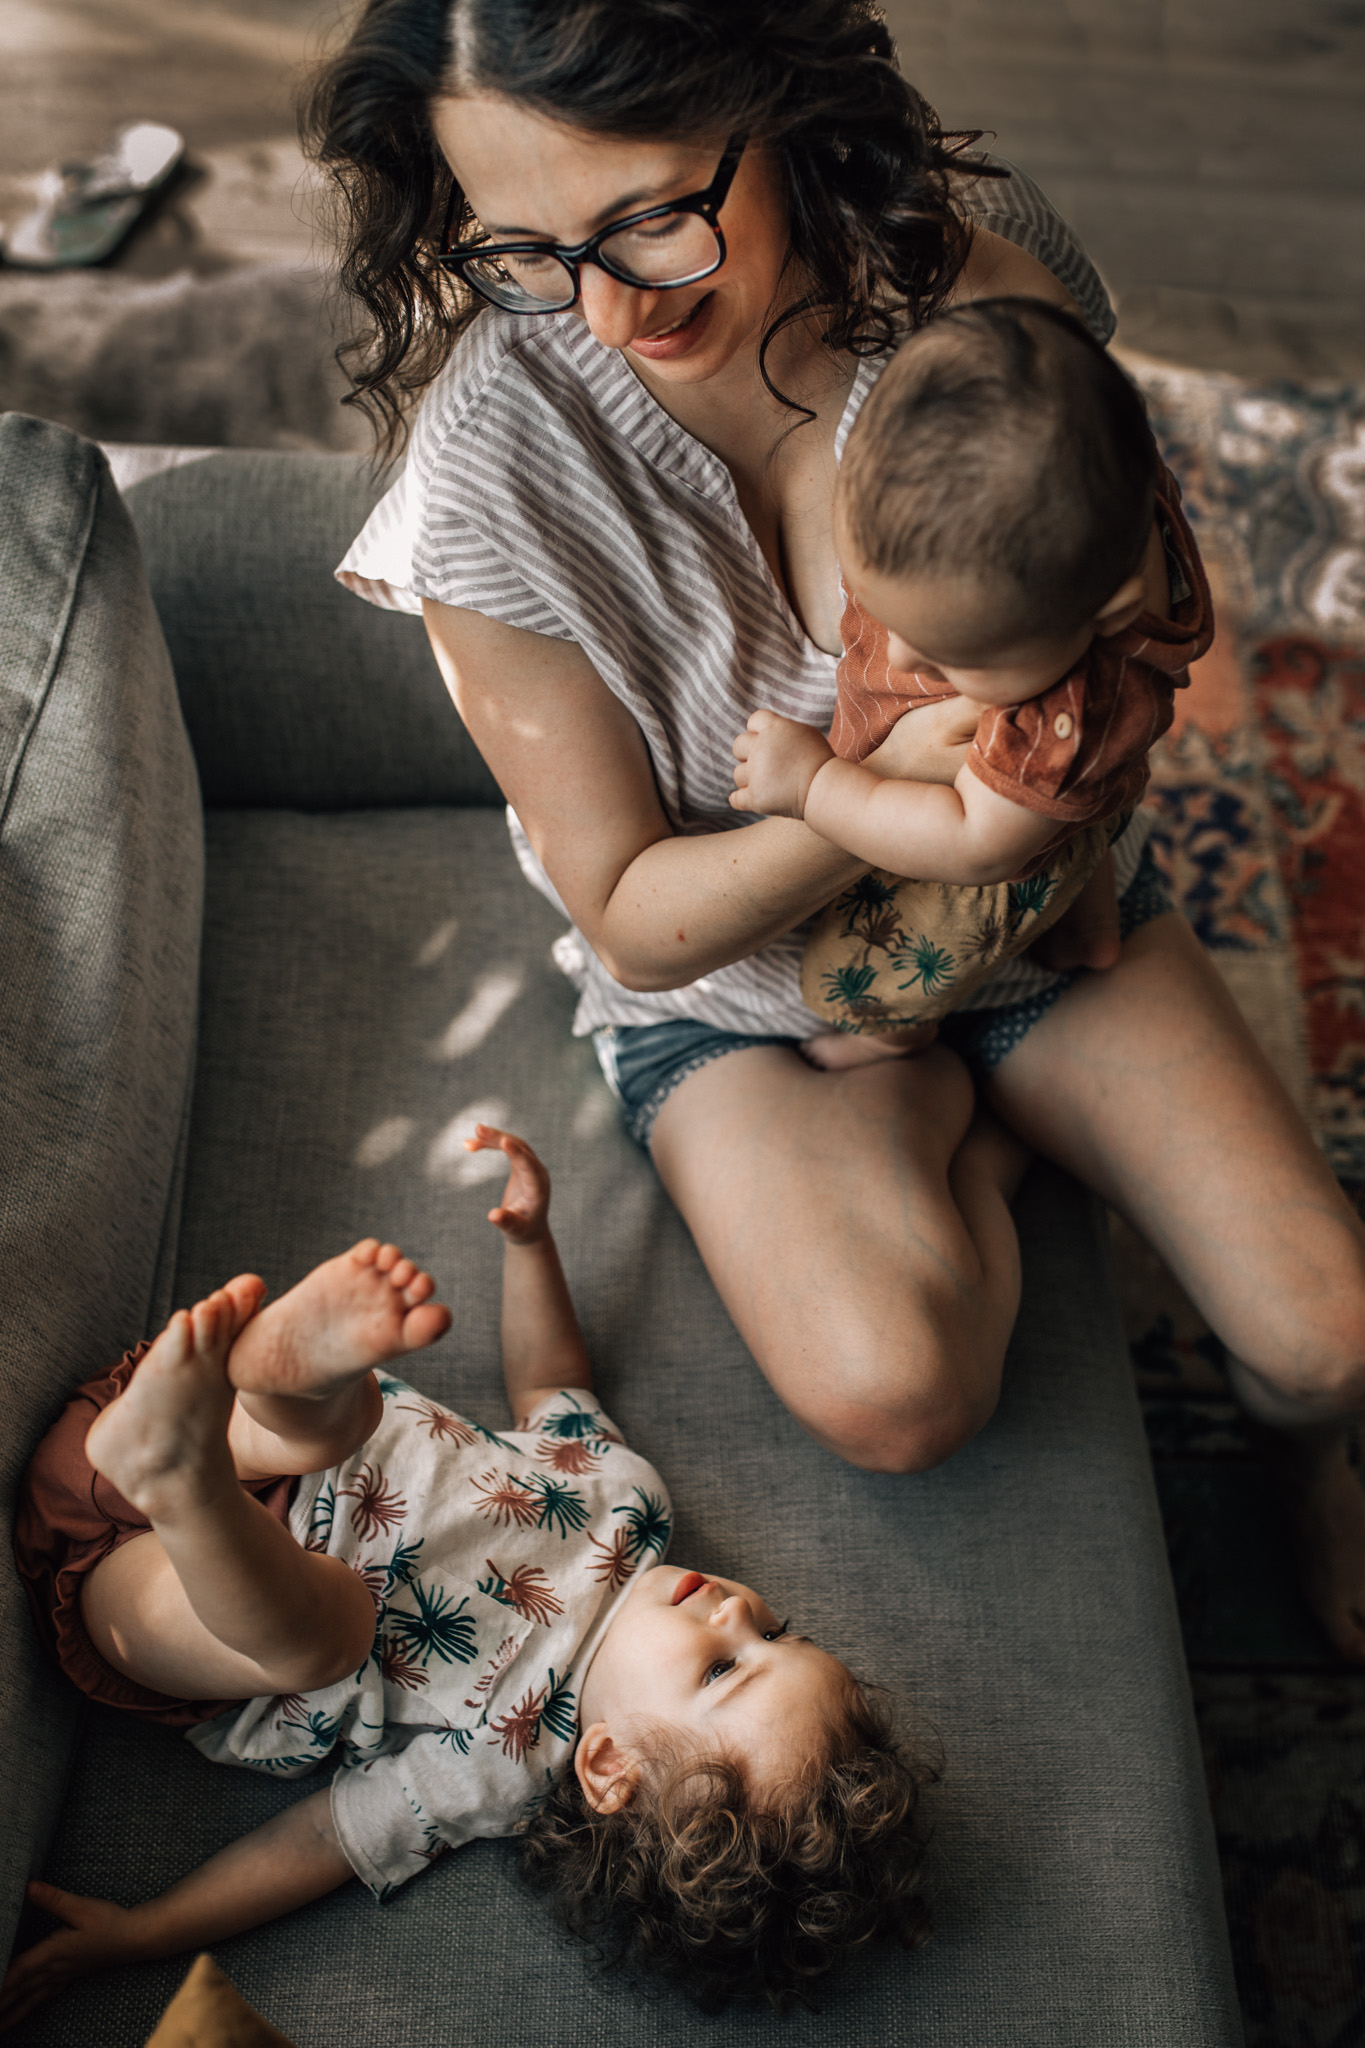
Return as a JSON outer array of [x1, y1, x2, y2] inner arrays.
[[593, 843, 1175, 1149]]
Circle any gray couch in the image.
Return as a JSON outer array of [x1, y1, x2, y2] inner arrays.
[[0, 413, 1243, 2045]]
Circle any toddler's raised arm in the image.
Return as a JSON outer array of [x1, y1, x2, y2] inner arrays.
[[463, 1126, 595, 1423], [731, 711, 1057, 887]]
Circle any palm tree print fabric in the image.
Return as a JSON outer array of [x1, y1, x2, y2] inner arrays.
[[188, 1378, 671, 1900], [800, 822, 1116, 1031]]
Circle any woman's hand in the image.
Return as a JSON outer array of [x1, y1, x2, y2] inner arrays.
[[730, 710, 835, 819], [0, 1881, 147, 2033]]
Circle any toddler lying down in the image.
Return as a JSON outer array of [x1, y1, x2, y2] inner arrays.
[[6, 1131, 929, 2025]]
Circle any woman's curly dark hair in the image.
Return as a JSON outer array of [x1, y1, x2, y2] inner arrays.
[[300, 0, 1004, 455], [518, 1677, 937, 2013]]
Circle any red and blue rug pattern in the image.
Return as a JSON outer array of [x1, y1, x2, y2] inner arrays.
[[1122, 356, 1365, 2047]]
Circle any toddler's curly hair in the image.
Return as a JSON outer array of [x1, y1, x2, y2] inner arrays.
[[520, 1677, 936, 2013]]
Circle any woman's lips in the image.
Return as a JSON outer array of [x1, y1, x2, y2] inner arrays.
[[629, 292, 715, 362], [671, 1570, 706, 1605]]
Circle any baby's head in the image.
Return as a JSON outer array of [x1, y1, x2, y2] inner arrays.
[[835, 296, 1156, 704], [521, 1565, 933, 2010]]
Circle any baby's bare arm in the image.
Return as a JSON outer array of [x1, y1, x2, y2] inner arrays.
[[802, 754, 1058, 885], [732, 710, 1056, 883], [0, 1791, 349, 2031]]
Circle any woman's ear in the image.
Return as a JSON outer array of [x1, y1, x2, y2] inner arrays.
[[574, 1722, 641, 1814]]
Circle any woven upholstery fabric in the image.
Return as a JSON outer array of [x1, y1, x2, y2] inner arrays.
[[126, 451, 500, 812], [24, 806, 1240, 2046], [0, 416, 202, 1955]]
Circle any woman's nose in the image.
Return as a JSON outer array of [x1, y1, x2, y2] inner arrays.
[[577, 267, 654, 351]]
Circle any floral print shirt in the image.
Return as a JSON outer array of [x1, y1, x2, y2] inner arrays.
[[188, 1376, 671, 1899]]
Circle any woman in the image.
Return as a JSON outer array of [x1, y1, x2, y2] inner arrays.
[[309, 0, 1365, 1658]]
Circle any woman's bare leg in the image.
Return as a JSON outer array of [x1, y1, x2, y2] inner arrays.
[[650, 1042, 1027, 1471], [987, 911, 1365, 1658], [82, 1246, 451, 1699]]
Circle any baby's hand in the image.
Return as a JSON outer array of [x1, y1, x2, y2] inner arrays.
[[730, 710, 835, 819], [464, 1125, 550, 1244]]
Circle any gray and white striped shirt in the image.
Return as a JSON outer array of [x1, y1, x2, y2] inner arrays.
[[338, 159, 1136, 1037]]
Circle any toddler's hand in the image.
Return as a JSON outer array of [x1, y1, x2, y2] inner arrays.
[[730, 710, 835, 819], [464, 1125, 551, 1244], [0, 1881, 145, 2032]]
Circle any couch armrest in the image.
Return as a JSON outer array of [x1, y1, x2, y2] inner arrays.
[[0, 414, 204, 1961]]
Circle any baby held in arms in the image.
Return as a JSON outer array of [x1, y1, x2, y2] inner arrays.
[[730, 296, 1213, 1068], [6, 1132, 930, 2028]]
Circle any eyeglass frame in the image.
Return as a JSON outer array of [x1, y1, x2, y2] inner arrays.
[[437, 132, 748, 311]]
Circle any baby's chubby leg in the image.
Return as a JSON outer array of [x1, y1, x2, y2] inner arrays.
[[801, 1022, 938, 1072], [1028, 854, 1121, 973]]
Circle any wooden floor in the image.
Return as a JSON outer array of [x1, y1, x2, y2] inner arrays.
[[1, 1, 1362, 374], [884, 0, 1365, 376]]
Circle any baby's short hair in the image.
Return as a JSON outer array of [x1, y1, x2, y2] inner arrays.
[[838, 297, 1156, 639], [520, 1678, 935, 2012]]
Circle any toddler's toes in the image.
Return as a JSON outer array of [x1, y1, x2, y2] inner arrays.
[[348, 1238, 381, 1269], [221, 1272, 266, 1339], [387, 1256, 417, 1291], [375, 1242, 401, 1274], [401, 1300, 452, 1352], [402, 1270, 435, 1307], [190, 1293, 230, 1356]]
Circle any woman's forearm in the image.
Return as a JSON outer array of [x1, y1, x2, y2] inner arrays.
[[593, 815, 865, 991]]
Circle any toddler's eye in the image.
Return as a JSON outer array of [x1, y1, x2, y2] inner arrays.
[[704, 1658, 736, 1685], [762, 1619, 790, 1641]]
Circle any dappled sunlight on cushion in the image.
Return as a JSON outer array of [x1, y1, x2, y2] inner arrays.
[[433, 968, 524, 1061]]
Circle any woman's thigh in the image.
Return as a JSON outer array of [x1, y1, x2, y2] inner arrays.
[[987, 912, 1365, 1403], [649, 1041, 1024, 1471]]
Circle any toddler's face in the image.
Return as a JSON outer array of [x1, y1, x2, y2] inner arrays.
[[842, 545, 1094, 708], [579, 1565, 850, 1790]]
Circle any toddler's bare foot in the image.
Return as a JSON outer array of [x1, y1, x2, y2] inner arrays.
[[85, 1290, 245, 1519], [801, 1023, 937, 1071], [227, 1240, 452, 1401]]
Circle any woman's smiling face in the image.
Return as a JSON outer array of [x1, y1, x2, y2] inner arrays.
[[576, 1564, 850, 1793], [429, 94, 791, 385]]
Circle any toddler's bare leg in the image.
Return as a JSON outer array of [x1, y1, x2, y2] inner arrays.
[[801, 1022, 938, 1071], [225, 1239, 451, 1479], [82, 1293, 378, 1700]]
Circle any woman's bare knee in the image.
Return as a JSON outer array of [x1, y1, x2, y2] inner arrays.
[[813, 1386, 997, 1473], [792, 1327, 1003, 1474]]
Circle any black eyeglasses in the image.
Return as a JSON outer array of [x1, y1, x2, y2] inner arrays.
[[438, 133, 747, 315]]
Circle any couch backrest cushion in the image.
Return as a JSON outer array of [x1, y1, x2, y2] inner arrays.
[[125, 452, 503, 812], [0, 413, 204, 1958]]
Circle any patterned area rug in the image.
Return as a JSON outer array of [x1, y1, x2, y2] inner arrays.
[[1121, 354, 1365, 2048]]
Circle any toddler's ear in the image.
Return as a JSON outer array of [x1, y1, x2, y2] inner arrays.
[[574, 1724, 641, 1814]]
